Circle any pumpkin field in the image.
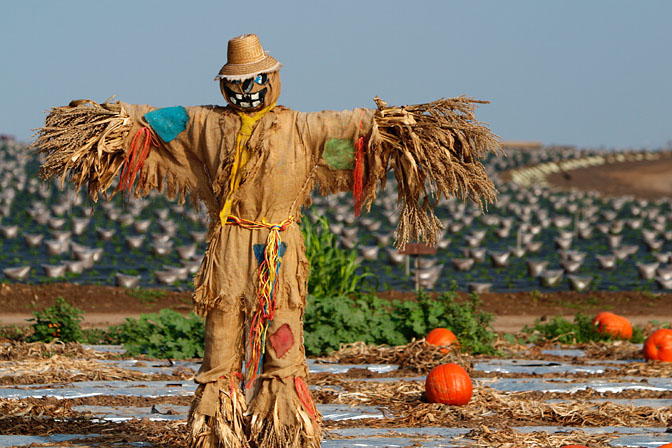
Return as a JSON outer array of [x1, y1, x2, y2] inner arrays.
[[1, 137, 672, 447]]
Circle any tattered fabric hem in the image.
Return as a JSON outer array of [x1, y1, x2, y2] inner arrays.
[[188, 377, 250, 448], [249, 419, 321, 448], [247, 377, 321, 448], [192, 287, 231, 317]]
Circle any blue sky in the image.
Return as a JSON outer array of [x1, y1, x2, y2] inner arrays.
[[2, 1, 670, 149]]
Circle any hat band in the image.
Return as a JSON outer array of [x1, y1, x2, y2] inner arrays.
[[214, 61, 282, 82]]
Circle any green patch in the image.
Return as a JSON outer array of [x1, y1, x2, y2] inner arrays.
[[323, 138, 355, 170]]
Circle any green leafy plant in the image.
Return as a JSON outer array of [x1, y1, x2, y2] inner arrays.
[[304, 293, 400, 355], [119, 309, 205, 359], [27, 297, 84, 343], [522, 312, 645, 344], [303, 287, 498, 356], [301, 213, 373, 297], [391, 288, 498, 355], [81, 326, 124, 345]]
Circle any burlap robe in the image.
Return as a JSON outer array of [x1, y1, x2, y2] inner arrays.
[[120, 103, 374, 447]]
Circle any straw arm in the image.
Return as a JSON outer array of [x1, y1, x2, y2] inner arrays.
[[32, 99, 215, 209], [362, 96, 502, 249], [32, 100, 133, 202]]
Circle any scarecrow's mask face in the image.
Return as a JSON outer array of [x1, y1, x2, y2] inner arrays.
[[220, 71, 281, 112]]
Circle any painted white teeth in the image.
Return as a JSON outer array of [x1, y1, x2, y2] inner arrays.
[[251, 100, 261, 107], [229, 96, 238, 104], [250, 92, 259, 100], [235, 94, 243, 100], [241, 101, 251, 108]]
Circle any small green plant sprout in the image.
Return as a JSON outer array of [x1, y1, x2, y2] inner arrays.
[[0, 325, 25, 341], [27, 297, 84, 343], [127, 288, 166, 305]]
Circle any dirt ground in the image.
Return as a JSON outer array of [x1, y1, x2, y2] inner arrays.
[[545, 154, 672, 199], [1, 155, 671, 333], [0, 283, 670, 333]]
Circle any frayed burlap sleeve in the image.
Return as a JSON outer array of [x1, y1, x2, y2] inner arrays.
[[297, 108, 375, 197], [33, 99, 219, 210], [363, 96, 501, 248]]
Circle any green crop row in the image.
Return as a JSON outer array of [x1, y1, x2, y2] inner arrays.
[[4, 290, 499, 358]]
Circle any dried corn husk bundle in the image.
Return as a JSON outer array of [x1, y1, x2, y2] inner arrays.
[[32, 99, 131, 202], [365, 96, 501, 248]]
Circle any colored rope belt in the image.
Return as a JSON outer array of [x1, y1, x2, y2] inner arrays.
[[224, 214, 295, 386]]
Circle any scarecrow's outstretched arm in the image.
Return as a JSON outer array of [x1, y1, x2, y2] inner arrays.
[[298, 107, 375, 198], [33, 99, 218, 209], [302, 97, 501, 248]]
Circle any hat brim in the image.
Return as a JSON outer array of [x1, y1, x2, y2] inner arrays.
[[214, 55, 282, 81]]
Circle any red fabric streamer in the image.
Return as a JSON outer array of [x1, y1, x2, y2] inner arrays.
[[353, 111, 365, 217], [117, 127, 156, 195], [353, 136, 364, 217], [294, 376, 317, 422]]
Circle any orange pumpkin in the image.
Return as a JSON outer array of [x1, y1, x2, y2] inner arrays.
[[655, 444, 672, 448], [643, 328, 672, 362], [592, 312, 632, 339], [425, 363, 472, 405], [426, 328, 459, 353]]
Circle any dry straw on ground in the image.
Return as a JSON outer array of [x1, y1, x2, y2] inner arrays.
[[581, 340, 644, 360], [459, 426, 617, 448], [319, 339, 471, 374], [0, 341, 195, 385], [320, 381, 672, 430], [0, 340, 104, 360], [0, 354, 194, 385]]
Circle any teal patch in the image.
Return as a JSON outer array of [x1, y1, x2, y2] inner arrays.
[[253, 242, 288, 266], [144, 106, 189, 143], [323, 138, 355, 170]]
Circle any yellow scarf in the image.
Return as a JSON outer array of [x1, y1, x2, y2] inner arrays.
[[219, 102, 276, 226]]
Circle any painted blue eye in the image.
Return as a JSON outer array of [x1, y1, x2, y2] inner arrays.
[[255, 73, 268, 85]]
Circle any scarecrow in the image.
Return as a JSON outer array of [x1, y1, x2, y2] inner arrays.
[[34, 34, 500, 447]]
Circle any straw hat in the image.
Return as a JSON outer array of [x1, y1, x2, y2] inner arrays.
[[214, 34, 282, 81]]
